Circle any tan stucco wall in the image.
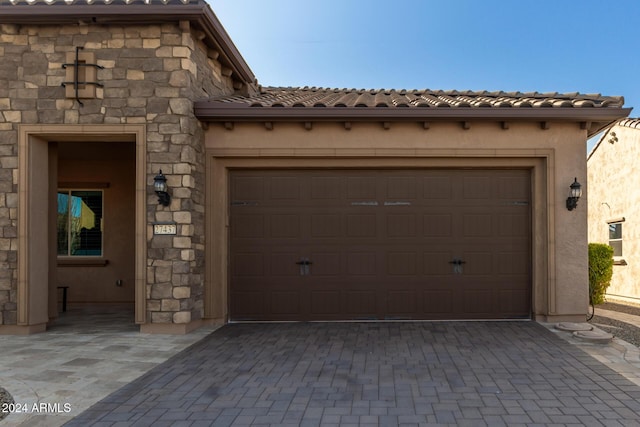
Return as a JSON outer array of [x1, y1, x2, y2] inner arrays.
[[588, 124, 640, 303], [205, 120, 590, 321], [57, 141, 135, 304]]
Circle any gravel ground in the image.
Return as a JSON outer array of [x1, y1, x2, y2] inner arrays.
[[591, 301, 640, 348], [0, 386, 14, 421]]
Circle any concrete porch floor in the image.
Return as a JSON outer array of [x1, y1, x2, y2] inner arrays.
[[0, 304, 220, 426]]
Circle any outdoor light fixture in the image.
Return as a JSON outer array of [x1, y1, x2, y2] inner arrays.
[[153, 169, 171, 206], [566, 177, 582, 211]]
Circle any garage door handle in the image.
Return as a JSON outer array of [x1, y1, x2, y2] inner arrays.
[[449, 258, 465, 275], [296, 258, 312, 276]]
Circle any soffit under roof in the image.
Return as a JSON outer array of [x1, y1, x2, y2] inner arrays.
[[195, 87, 632, 137], [0, 0, 256, 85]]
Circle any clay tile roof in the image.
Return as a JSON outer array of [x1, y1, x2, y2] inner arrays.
[[210, 86, 625, 110], [196, 87, 631, 137], [618, 118, 640, 129]]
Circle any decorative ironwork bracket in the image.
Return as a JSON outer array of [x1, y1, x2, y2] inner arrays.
[[61, 46, 104, 106]]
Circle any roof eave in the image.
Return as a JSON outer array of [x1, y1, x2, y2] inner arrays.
[[194, 104, 632, 137]]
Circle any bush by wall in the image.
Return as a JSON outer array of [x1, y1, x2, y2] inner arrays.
[[588, 243, 614, 305]]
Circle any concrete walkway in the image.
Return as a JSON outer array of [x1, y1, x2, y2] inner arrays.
[[0, 307, 639, 426], [596, 308, 640, 328]]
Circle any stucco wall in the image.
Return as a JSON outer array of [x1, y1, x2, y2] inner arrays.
[[588, 123, 640, 303], [0, 20, 237, 328], [57, 142, 135, 304], [206, 121, 590, 320]]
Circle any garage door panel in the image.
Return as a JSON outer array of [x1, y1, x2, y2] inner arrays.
[[347, 176, 377, 199], [423, 251, 454, 275], [346, 252, 377, 275], [270, 214, 301, 238], [463, 214, 492, 237], [232, 177, 265, 201], [310, 291, 341, 316], [423, 214, 453, 237], [498, 213, 529, 236], [308, 252, 341, 276], [347, 214, 377, 237], [385, 291, 417, 317], [232, 253, 264, 276], [497, 175, 530, 199], [386, 214, 417, 237], [462, 290, 494, 314], [423, 176, 452, 200], [270, 291, 301, 315], [232, 215, 264, 238], [461, 252, 493, 276], [385, 176, 417, 199], [496, 252, 529, 275], [269, 176, 301, 200], [387, 251, 417, 276], [422, 290, 454, 314], [463, 176, 491, 199], [344, 291, 377, 316], [230, 291, 267, 319], [269, 252, 299, 276], [498, 289, 530, 315], [229, 169, 531, 321], [311, 176, 342, 200], [311, 214, 342, 237]]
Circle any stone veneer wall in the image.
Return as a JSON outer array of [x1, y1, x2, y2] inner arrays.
[[0, 20, 238, 326]]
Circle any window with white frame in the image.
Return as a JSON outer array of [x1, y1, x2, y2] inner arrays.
[[608, 221, 623, 257], [57, 190, 103, 256]]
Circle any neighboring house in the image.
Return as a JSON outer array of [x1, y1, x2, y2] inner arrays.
[[588, 118, 640, 304], [0, 0, 631, 334]]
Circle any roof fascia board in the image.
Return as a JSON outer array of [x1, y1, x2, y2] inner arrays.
[[194, 104, 632, 123], [195, 104, 631, 137]]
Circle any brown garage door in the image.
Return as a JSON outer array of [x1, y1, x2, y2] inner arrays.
[[229, 169, 531, 321]]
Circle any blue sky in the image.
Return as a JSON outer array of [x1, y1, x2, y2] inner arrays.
[[209, 0, 639, 149]]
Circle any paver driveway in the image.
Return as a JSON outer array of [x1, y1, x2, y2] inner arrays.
[[65, 322, 640, 426]]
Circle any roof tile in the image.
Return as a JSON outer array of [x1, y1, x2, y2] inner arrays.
[[212, 87, 624, 110], [618, 118, 640, 129]]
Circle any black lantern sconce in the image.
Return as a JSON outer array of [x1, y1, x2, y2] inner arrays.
[[566, 177, 582, 211], [153, 169, 171, 206]]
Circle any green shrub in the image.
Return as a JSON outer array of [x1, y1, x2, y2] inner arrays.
[[588, 243, 614, 305]]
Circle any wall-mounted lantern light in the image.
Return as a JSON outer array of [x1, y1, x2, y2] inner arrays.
[[566, 177, 582, 211], [153, 169, 171, 206]]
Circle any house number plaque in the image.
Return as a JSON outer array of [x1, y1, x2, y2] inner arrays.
[[153, 223, 177, 235]]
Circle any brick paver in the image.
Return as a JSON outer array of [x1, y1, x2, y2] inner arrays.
[[65, 322, 640, 426]]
